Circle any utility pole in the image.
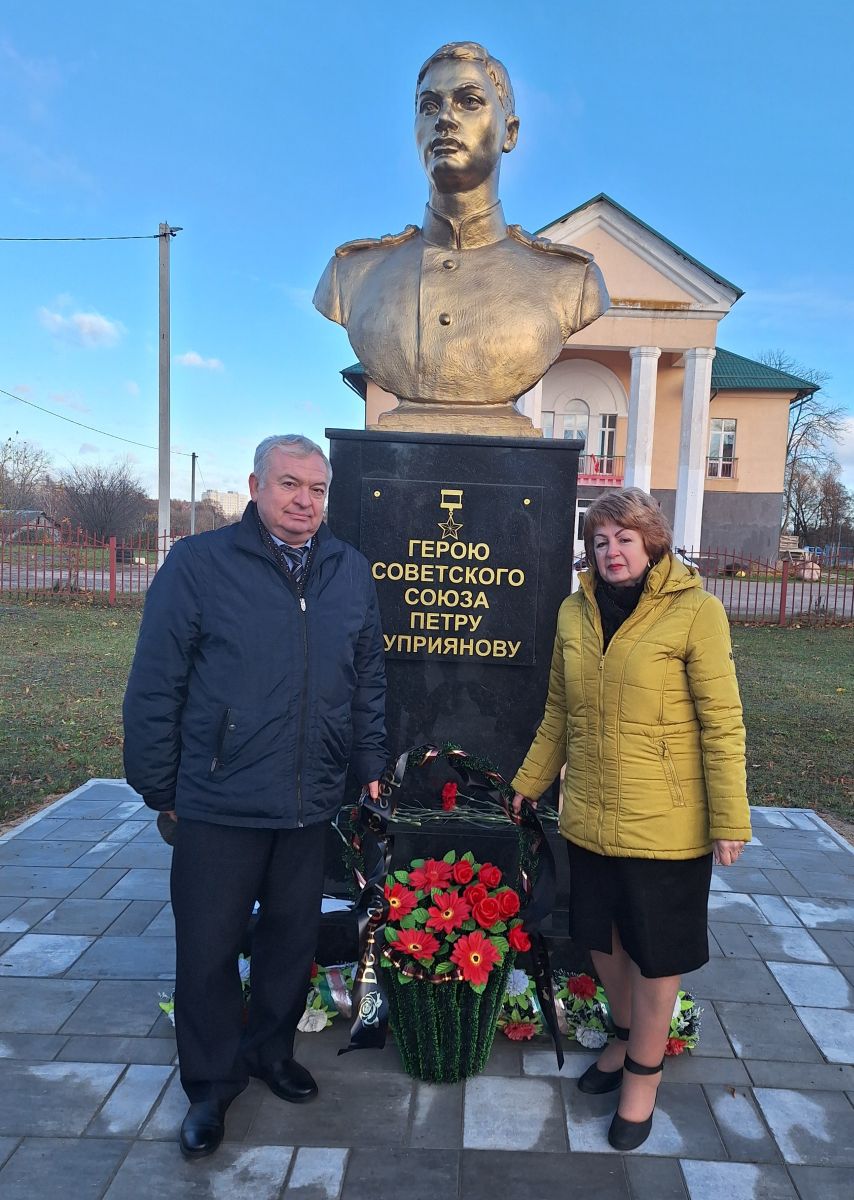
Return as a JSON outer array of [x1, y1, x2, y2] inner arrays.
[[190, 451, 197, 535], [158, 222, 182, 562]]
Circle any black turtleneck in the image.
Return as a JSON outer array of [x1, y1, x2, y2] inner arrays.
[[595, 575, 648, 650]]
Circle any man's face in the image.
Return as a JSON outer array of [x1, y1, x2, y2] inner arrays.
[[249, 448, 328, 546], [415, 58, 518, 194]]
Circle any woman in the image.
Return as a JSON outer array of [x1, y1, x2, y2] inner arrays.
[[512, 488, 751, 1151]]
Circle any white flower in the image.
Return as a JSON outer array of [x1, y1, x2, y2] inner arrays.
[[672, 994, 683, 1021], [576, 1027, 608, 1050], [506, 969, 531, 998], [297, 1008, 329, 1033]]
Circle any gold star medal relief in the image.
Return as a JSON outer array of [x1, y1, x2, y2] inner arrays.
[[438, 488, 463, 539]]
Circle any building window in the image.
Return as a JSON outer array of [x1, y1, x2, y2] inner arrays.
[[598, 414, 617, 470], [541, 398, 589, 443], [708, 418, 736, 478]]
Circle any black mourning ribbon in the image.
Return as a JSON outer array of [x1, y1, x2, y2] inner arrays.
[[337, 751, 410, 1055], [341, 746, 563, 1070]]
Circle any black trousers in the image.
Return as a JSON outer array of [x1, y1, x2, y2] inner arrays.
[[170, 818, 327, 1104]]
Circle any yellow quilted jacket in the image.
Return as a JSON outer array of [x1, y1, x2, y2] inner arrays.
[[511, 554, 751, 858]]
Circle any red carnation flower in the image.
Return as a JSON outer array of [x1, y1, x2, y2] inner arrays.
[[496, 888, 520, 918], [503, 1020, 538, 1042], [408, 858, 453, 892], [384, 881, 418, 921], [479, 863, 502, 889], [453, 859, 474, 885], [441, 782, 458, 811], [451, 929, 502, 985], [567, 974, 597, 1001], [464, 882, 489, 908], [508, 924, 531, 952], [391, 927, 441, 963], [666, 1037, 688, 1056], [310, 961, 319, 980], [472, 896, 502, 929], [426, 889, 470, 934]]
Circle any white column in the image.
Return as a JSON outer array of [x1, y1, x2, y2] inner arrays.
[[673, 347, 716, 552], [624, 347, 661, 491], [518, 379, 544, 428]]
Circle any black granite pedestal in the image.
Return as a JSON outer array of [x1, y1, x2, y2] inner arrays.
[[320, 427, 588, 972]]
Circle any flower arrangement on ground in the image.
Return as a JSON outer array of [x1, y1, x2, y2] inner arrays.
[[556, 972, 702, 1053], [382, 848, 529, 1082], [498, 967, 544, 1041]]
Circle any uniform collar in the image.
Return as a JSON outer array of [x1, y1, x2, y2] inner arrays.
[[422, 200, 507, 250]]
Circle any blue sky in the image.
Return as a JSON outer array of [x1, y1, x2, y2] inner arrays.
[[2, 0, 852, 500]]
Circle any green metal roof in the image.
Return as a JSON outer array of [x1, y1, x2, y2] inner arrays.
[[536, 193, 744, 298], [711, 349, 818, 393], [341, 362, 367, 399]]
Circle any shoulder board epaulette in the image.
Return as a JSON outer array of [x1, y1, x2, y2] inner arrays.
[[334, 225, 419, 258], [507, 225, 593, 263]]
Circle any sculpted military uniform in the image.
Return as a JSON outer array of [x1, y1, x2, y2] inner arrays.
[[313, 201, 609, 429]]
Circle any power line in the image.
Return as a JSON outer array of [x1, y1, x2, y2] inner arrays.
[[1, 385, 193, 457], [0, 234, 160, 242]]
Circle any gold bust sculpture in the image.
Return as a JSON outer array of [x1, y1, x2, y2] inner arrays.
[[314, 41, 609, 435]]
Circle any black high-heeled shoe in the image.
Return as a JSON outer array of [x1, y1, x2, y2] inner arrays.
[[576, 1023, 629, 1094], [607, 1052, 664, 1151]]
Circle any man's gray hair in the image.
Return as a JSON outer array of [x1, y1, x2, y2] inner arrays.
[[253, 435, 332, 485]]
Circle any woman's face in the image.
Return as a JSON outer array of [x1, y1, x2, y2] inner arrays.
[[592, 520, 649, 587]]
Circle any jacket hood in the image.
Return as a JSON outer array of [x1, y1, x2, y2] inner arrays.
[[579, 552, 701, 605]]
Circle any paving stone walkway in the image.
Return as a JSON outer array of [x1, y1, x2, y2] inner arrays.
[[0, 781, 852, 1199]]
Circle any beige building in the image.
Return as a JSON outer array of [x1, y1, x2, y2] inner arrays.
[[201, 489, 248, 520], [341, 194, 816, 559]]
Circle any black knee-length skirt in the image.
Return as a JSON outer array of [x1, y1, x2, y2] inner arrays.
[[566, 839, 713, 978]]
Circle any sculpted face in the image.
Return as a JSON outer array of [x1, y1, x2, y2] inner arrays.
[[415, 58, 518, 194], [249, 448, 328, 546]]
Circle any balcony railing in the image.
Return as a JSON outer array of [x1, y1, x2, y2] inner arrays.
[[707, 457, 738, 480], [577, 455, 625, 485]]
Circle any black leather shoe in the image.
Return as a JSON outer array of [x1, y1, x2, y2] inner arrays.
[[577, 1023, 629, 1094], [607, 1052, 664, 1151], [251, 1058, 318, 1103], [179, 1100, 227, 1159]]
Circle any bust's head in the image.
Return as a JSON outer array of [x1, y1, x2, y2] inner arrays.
[[415, 42, 519, 195]]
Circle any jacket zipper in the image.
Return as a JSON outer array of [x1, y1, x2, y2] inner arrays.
[[293, 542, 315, 829]]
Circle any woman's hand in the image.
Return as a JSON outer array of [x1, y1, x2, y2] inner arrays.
[[713, 840, 745, 867], [512, 792, 536, 816]]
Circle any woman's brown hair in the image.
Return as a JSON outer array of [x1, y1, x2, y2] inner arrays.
[[582, 487, 672, 582]]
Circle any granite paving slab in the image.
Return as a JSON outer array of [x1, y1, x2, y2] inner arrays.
[[103, 1141, 294, 1199], [0, 1137, 132, 1200], [0, 786, 851, 1197], [753, 1087, 854, 1165]]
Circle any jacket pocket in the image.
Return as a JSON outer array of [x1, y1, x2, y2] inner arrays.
[[658, 739, 686, 807], [209, 707, 237, 775]]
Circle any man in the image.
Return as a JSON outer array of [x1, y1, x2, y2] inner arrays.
[[314, 41, 608, 433], [123, 434, 386, 1159]]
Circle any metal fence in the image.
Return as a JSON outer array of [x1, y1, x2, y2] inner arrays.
[[2, 521, 852, 624]]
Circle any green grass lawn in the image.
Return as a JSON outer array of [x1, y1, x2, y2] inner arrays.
[[0, 601, 851, 828]]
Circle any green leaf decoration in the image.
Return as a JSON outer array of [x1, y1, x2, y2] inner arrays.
[[492, 921, 507, 933], [462, 851, 476, 864], [410, 858, 426, 869], [470, 982, 486, 995], [383, 926, 398, 943], [412, 907, 430, 922], [397, 971, 414, 985], [393, 870, 410, 884], [490, 936, 510, 954], [445, 931, 459, 942], [399, 914, 417, 930], [462, 919, 476, 931], [442, 850, 456, 864], [434, 960, 454, 974]]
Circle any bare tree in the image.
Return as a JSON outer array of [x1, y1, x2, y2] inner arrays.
[[58, 459, 149, 539], [0, 435, 53, 512], [758, 351, 847, 533]]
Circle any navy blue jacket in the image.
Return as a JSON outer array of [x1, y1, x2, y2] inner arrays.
[[122, 504, 387, 828]]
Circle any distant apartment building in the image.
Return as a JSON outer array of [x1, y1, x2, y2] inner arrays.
[[201, 489, 248, 520]]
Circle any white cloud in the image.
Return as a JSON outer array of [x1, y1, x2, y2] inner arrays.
[[50, 392, 90, 414], [38, 306, 124, 348], [176, 350, 224, 371], [78, 442, 100, 455]]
